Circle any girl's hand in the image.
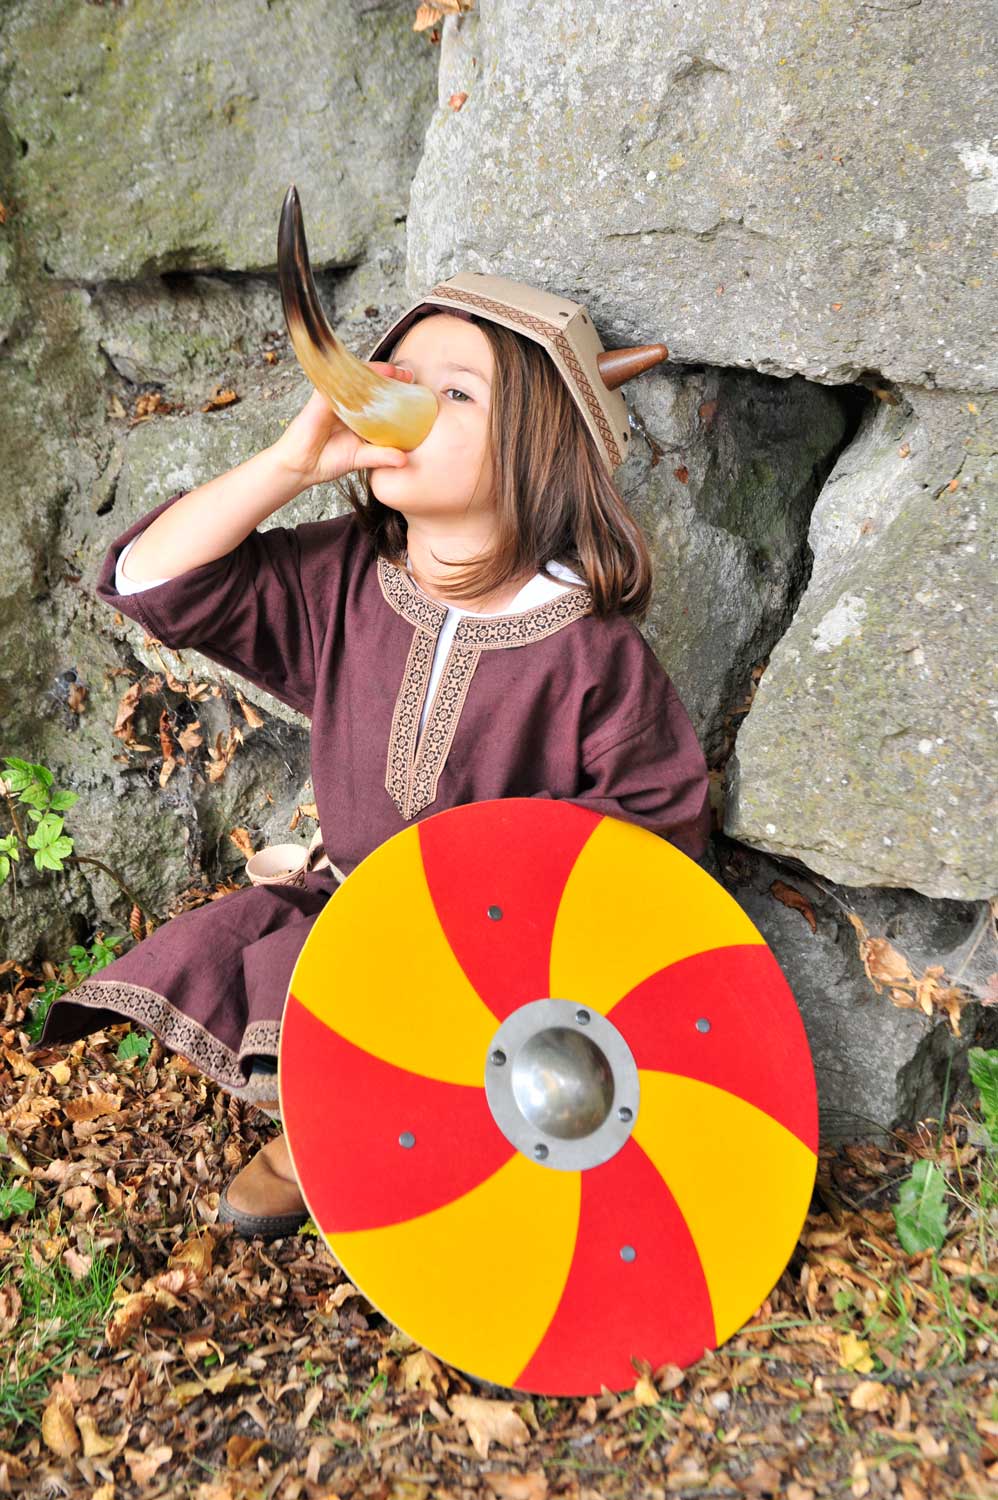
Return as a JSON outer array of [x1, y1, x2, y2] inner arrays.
[[270, 362, 416, 488]]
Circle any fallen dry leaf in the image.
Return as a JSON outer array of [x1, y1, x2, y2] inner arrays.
[[125, 1445, 173, 1482], [105, 1266, 196, 1349], [168, 1233, 215, 1278], [206, 725, 244, 783], [41, 1392, 79, 1457], [200, 386, 239, 412], [235, 691, 264, 728], [846, 911, 972, 1033], [770, 879, 817, 933], [401, 1348, 444, 1393], [77, 1413, 120, 1458], [228, 827, 256, 861], [170, 1368, 256, 1406], [0, 1451, 29, 1479], [63, 1091, 122, 1123], [837, 1331, 875, 1373], [0, 1285, 21, 1336], [62, 1246, 93, 1280], [450, 1394, 530, 1460], [849, 1380, 891, 1413], [859, 933, 916, 990], [176, 719, 204, 753], [913, 1422, 949, 1460], [482, 1472, 548, 1500], [414, 0, 475, 32], [741, 1457, 786, 1494], [132, 393, 179, 421]]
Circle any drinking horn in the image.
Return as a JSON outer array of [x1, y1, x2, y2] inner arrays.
[[277, 184, 439, 450]]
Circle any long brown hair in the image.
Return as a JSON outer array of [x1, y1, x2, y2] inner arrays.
[[337, 312, 653, 619]]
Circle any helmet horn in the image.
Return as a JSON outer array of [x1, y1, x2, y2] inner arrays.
[[596, 343, 669, 390]]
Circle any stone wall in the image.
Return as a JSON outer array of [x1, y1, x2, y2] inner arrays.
[[0, 0, 995, 1141]]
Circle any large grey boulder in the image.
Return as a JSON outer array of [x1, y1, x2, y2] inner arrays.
[[408, 3, 997, 390], [0, 0, 438, 280], [619, 365, 849, 758], [725, 390, 998, 900], [704, 838, 998, 1146]]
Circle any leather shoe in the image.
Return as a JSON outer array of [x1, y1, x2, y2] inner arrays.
[[217, 1172, 311, 1240]]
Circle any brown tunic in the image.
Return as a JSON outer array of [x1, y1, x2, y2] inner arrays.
[[30, 490, 710, 1114]]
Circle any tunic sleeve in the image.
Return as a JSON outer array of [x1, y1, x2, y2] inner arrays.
[[530, 625, 712, 862], [95, 489, 352, 719], [115, 537, 170, 593]]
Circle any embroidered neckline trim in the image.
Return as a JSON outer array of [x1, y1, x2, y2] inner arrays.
[[376, 555, 594, 820], [377, 554, 594, 646]]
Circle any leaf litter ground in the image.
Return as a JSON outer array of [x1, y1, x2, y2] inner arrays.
[[1, 900, 996, 1500]]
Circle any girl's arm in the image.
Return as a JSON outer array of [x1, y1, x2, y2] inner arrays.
[[121, 446, 304, 582], [122, 367, 412, 583], [93, 368, 413, 714], [577, 708, 711, 861], [95, 491, 357, 718]]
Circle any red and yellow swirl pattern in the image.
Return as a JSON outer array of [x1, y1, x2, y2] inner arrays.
[[281, 798, 818, 1396]]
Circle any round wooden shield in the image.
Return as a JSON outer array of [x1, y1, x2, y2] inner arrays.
[[279, 798, 818, 1396]]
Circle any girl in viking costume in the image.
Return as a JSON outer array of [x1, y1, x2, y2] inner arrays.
[[30, 270, 711, 1238]]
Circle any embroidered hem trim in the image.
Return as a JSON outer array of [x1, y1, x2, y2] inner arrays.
[[377, 556, 593, 820], [39, 979, 281, 1115]]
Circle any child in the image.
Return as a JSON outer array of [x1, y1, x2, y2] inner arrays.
[[30, 273, 711, 1238]]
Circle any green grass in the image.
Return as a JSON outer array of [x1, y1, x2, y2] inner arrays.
[[0, 1209, 132, 1447], [346, 1369, 388, 1422], [848, 1248, 994, 1367]]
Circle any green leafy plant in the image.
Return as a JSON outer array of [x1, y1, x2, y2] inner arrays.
[[1, 756, 155, 924], [890, 1047, 998, 1254], [1, 759, 77, 868], [347, 1370, 388, 1421], [968, 1047, 998, 1148], [116, 1030, 152, 1063], [0, 830, 18, 883], [0, 1181, 35, 1223], [23, 932, 128, 1044], [68, 932, 127, 982], [893, 1159, 948, 1255]]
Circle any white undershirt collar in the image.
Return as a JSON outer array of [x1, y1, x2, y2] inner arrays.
[[403, 553, 584, 616]]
